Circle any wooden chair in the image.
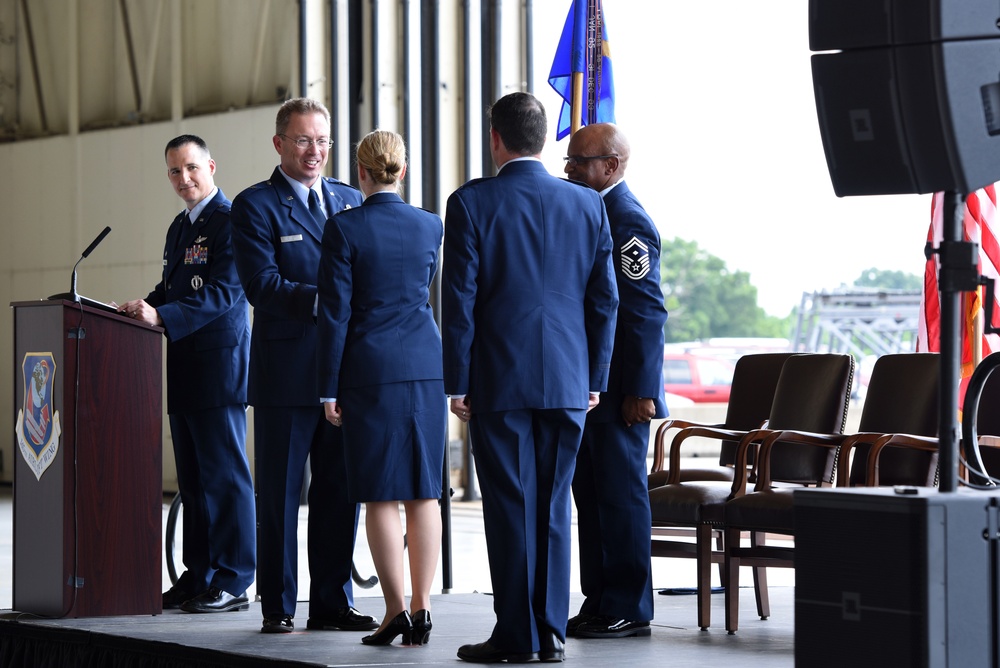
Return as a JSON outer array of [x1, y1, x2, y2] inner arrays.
[[876, 350, 1000, 489], [720, 352, 940, 633], [648, 352, 854, 630], [648, 352, 798, 488]]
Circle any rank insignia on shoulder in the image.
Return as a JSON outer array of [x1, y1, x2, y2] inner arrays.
[[621, 236, 651, 280]]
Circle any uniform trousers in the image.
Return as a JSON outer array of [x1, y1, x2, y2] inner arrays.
[[471, 407, 586, 652], [254, 405, 360, 619], [169, 404, 256, 596], [573, 418, 654, 621]]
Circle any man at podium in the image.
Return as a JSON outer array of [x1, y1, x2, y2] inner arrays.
[[118, 134, 256, 614]]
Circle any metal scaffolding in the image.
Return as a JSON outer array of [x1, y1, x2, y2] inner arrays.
[[791, 288, 921, 358]]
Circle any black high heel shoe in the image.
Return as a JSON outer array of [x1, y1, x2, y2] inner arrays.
[[361, 611, 412, 646], [410, 609, 432, 645]]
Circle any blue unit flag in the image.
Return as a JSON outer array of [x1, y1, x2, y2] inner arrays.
[[548, 0, 616, 140]]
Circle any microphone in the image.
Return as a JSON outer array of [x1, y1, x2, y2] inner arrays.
[[80, 226, 111, 260], [49, 226, 116, 311], [69, 226, 111, 300]]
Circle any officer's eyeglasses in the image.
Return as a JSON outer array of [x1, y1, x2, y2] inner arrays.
[[280, 134, 334, 149], [563, 154, 618, 167]]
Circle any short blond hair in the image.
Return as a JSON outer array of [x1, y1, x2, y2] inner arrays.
[[355, 130, 406, 185], [276, 98, 330, 135]]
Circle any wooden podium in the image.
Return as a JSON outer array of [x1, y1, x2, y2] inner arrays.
[[11, 299, 163, 617]]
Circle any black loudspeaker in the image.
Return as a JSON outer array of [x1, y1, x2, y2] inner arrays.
[[794, 487, 1000, 667], [809, 0, 999, 51], [812, 39, 1000, 196], [809, 1, 1000, 196]]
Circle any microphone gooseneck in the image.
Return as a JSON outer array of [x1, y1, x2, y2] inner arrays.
[[49, 227, 113, 305]]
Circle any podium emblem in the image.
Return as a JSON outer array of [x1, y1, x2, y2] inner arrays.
[[16, 352, 62, 481]]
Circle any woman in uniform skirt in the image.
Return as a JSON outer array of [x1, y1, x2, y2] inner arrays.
[[317, 129, 445, 646]]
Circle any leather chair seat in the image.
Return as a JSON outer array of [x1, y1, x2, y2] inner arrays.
[[648, 467, 735, 489], [723, 488, 795, 533], [649, 481, 731, 525]]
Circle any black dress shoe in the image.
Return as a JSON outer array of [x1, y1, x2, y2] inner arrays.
[[161, 586, 194, 610], [361, 610, 412, 646], [575, 617, 651, 638], [179, 587, 249, 613], [538, 630, 565, 662], [261, 616, 294, 633], [565, 612, 601, 638], [409, 609, 432, 645], [457, 640, 535, 663], [306, 606, 379, 631]]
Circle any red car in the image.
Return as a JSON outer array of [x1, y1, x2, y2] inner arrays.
[[662, 353, 735, 403]]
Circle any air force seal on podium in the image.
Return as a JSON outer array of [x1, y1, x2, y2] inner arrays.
[[621, 236, 651, 280], [16, 353, 62, 481]]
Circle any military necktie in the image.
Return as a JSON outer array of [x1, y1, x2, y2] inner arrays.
[[308, 189, 326, 229]]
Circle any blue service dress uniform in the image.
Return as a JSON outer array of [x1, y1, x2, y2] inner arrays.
[[144, 188, 256, 597], [316, 191, 445, 502], [574, 181, 669, 624], [230, 168, 363, 621], [442, 159, 619, 654]]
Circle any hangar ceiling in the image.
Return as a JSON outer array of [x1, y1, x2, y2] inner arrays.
[[0, 0, 298, 140]]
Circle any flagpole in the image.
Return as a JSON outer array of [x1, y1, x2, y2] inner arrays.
[[570, 0, 599, 137], [974, 295, 984, 368], [571, 72, 583, 136], [587, 0, 602, 126]]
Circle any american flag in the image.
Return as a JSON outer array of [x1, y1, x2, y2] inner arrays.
[[918, 184, 1000, 401]]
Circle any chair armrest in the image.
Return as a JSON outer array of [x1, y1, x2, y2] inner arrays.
[[650, 418, 723, 474], [726, 427, 779, 496], [753, 429, 846, 490], [864, 433, 939, 486], [834, 432, 895, 487], [664, 424, 749, 484], [980, 435, 1000, 449]]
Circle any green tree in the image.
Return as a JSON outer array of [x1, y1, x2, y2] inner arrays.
[[660, 237, 791, 343], [853, 267, 921, 290]]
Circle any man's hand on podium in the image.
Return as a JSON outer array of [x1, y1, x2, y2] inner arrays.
[[118, 299, 163, 327]]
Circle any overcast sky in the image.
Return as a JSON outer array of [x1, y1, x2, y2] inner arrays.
[[530, 1, 931, 316]]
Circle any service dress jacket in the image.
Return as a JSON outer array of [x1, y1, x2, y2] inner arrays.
[[145, 188, 249, 414], [317, 191, 443, 398], [442, 159, 619, 412], [230, 168, 363, 407], [588, 181, 669, 423]]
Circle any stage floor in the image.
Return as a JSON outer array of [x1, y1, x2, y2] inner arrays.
[[1, 588, 793, 667], [0, 483, 794, 667]]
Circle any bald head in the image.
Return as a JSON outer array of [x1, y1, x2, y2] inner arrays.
[[564, 123, 630, 192], [582, 123, 630, 163]]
